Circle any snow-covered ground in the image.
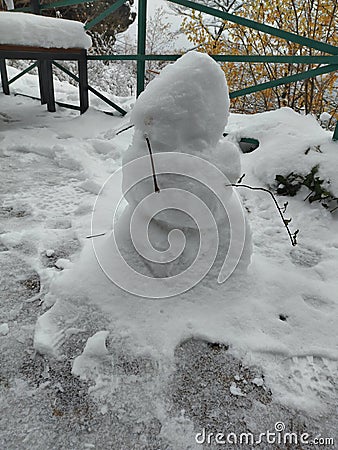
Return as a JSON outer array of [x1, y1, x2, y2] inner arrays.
[[1, 63, 337, 449]]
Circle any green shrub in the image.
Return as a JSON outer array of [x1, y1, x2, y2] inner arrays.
[[275, 165, 338, 212]]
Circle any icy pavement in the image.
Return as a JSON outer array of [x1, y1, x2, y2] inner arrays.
[[1, 88, 338, 449]]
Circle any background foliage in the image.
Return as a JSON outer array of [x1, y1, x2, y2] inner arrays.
[[180, 0, 337, 121]]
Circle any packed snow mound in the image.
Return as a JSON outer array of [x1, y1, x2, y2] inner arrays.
[[131, 51, 230, 149], [72, 331, 110, 381], [226, 107, 338, 196], [0, 12, 92, 49]]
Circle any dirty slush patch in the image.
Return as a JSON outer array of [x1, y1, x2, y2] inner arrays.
[[168, 338, 338, 449]]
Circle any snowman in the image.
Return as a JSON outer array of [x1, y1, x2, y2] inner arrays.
[[33, 51, 253, 360], [110, 51, 252, 297]]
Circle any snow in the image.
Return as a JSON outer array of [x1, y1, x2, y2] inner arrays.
[[0, 323, 9, 335], [54, 258, 72, 270], [4, 0, 14, 10], [131, 51, 230, 149], [230, 382, 246, 397], [72, 330, 110, 381], [1, 56, 338, 448], [27, 54, 335, 412], [225, 107, 338, 196], [320, 112, 331, 123], [252, 377, 264, 387], [0, 12, 92, 49], [114, 51, 252, 296]]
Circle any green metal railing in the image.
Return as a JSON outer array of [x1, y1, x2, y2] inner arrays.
[[8, 0, 338, 139]]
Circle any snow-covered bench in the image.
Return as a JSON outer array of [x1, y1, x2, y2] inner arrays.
[[0, 12, 92, 113]]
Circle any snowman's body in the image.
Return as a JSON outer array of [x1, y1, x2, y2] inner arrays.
[[115, 51, 252, 287]]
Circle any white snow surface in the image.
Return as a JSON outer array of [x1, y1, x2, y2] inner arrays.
[[0, 323, 9, 335], [0, 12, 92, 49], [226, 107, 338, 196], [4, 0, 14, 10], [1, 61, 338, 422], [72, 331, 110, 381], [230, 382, 246, 397], [320, 111, 331, 122], [124, 51, 241, 219], [131, 51, 230, 149]]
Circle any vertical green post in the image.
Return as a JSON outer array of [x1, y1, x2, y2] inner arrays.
[[31, 0, 40, 13], [137, 0, 147, 97], [333, 122, 338, 141]]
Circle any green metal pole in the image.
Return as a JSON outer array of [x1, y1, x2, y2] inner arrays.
[[230, 64, 338, 98], [30, 0, 40, 14], [8, 62, 38, 85], [137, 0, 147, 96], [52, 61, 127, 115], [84, 0, 128, 30], [333, 123, 338, 141], [87, 54, 338, 64]]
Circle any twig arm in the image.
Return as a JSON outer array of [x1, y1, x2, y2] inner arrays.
[[227, 181, 299, 246]]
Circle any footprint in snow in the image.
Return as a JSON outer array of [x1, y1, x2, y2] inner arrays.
[[302, 294, 336, 312], [0, 112, 20, 123], [289, 246, 322, 268], [0, 205, 31, 218], [22, 124, 47, 129], [56, 133, 73, 140], [45, 218, 72, 229], [0, 240, 9, 252], [285, 355, 337, 401], [0, 252, 41, 307], [34, 300, 82, 360]]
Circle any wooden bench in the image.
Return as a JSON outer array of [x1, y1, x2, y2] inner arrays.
[[0, 44, 89, 114]]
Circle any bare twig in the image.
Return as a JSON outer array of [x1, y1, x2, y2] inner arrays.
[[144, 135, 160, 193], [227, 181, 299, 246], [303, 191, 312, 201], [282, 202, 289, 213], [116, 124, 134, 135], [147, 69, 160, 75], [86, 232, 106, 239], [237, 173, 246, 184]]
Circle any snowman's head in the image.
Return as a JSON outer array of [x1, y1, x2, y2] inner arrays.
[[131, 51, 230, 150]]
